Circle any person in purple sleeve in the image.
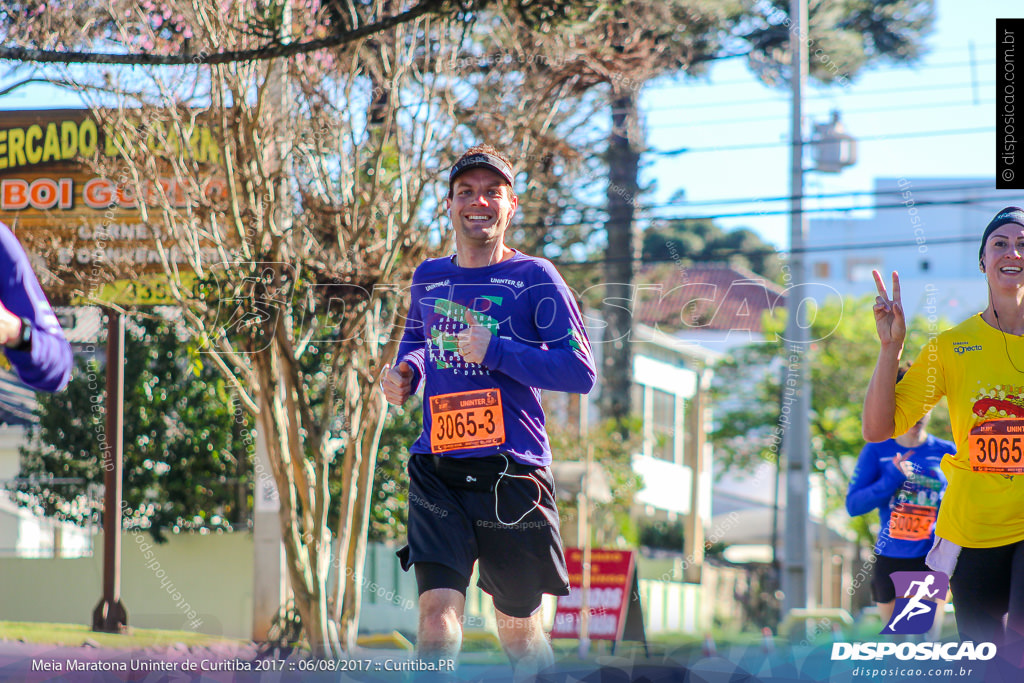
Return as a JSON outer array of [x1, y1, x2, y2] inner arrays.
[[0, 222, 71, 393], [381, 145, 596, 678]]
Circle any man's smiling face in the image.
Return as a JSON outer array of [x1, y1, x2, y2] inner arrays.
[[445, 167, 517, 249]]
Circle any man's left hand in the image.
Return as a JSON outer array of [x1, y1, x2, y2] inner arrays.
[[457, 309, 490, 364]]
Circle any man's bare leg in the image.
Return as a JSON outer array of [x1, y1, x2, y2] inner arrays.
[[495, 607, 554, 682], [418, 588, 465, 664]]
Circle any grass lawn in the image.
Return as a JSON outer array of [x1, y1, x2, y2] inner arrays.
[[0, 621, 250, 650]]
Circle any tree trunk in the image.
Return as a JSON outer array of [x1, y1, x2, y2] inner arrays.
[[600, 91, 641, 430], [328, 67, 399, 650], [339, 397, 388, 650], [254, 337, 337, 659]]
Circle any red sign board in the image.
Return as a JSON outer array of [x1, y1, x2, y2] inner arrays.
[[551, 548, 636, 641]]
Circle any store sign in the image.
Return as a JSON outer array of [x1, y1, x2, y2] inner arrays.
[[0, 109, 222, 305]]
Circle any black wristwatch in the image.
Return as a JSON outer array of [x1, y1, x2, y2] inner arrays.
[[8, 316, 32, 351]]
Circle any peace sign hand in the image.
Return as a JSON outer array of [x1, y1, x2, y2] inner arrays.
[[872, 270, 906, 348]]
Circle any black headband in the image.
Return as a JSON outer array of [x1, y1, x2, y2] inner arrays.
[[448, 152, 514, 189], [980, 206, 1024, 263]]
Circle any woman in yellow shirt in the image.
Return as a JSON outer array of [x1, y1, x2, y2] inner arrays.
[[863, 206, 1024, 650]]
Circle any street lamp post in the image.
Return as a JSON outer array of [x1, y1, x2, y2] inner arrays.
[[782, 0, 857, 617]]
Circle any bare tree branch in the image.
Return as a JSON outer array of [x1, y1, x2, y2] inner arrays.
[[0, 0, 447, 66], [0, 76, 77, 96]]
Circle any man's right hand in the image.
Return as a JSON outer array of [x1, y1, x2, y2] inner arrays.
[[381, 361, 415, 406]]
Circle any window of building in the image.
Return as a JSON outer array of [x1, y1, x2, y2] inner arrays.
[[651, 388, 676, 462], [846, 257, 883, 283]]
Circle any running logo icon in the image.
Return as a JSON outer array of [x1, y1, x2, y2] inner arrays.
[[881, 571, 948, 635]]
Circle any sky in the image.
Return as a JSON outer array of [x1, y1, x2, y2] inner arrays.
[[641, 0, 1018, 250], [0, 0, 1014, 254]]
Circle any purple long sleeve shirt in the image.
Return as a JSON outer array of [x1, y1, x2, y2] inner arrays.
[[396, 251, 596, 466], [0, 223, 72, 392]]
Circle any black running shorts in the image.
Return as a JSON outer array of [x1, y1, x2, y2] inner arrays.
[[871, 553, 932, 603], [397, 453, 570, 618]]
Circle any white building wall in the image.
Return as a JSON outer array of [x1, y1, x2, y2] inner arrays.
[[630, 354, 714, 522], [807, 177, 1024, 320], [0, 424, 93, 558], [0, 424, 25, 481]]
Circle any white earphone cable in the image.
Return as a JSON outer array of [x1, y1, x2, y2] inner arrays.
[[494, 454, 543, 526]]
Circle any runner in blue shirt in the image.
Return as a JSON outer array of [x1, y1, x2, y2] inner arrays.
[[848, 366, 953, 636], [381, 145, 595, 678]]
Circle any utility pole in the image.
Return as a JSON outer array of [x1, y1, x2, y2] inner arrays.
[[783, 0, 811, 616], [578, 442, 592, 659], [577, 394, 591, 658], [682, 368, 707, 584]]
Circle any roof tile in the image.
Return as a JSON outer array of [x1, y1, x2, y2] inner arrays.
[[635, 262, 786, 333]]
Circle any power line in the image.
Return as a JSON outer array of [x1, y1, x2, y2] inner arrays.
[[550, 234, 982, 269], [671, 194, 1008, 220], [654, 53, 995, 89], [637, 181, 1000, 211], [646, 75, 996, 113], [649, 95, 994, 128], [523, 181, 1002, 224], [792, 235, 976, 254], [652, 126, 991, 156], [515, 193, 1011, 234]]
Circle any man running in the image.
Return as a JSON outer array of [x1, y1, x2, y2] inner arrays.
[[381, 145, 596, 679]]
